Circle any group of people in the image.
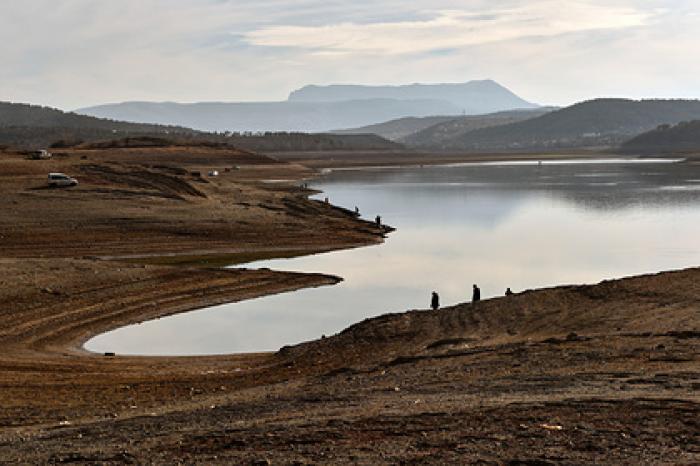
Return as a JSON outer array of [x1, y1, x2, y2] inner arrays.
[[430, 284, 514, 310]]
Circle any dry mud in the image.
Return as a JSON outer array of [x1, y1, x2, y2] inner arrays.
[[0, 146, 697, 464]]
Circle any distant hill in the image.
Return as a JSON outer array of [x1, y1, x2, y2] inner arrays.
[[289, 80, 538, 114], [619, 120, 700, 154], [333, 116, 459, 141], [431, 99, 700, 152], [0, 101, 403, 153], [0, 101, 198, 132], [77, 80, 538, 133], [400, 108, 556, 148], [225, 132, 403, 153], [0, 101, 206, 150], [77, 99, 461, 134]]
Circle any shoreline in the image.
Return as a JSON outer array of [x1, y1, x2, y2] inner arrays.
[[1, 146, 698, 462], [1, 261, 697, 463]]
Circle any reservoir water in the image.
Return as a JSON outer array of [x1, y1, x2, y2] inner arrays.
[[86, 159, 700, 355]]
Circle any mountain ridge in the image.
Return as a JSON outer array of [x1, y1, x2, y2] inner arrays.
[[76, 80, 538, 133], [288, 79, 538, 113], [417, 98, 700, 152]]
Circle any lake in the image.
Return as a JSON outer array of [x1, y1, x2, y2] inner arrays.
[[86, 158, 700, 355]]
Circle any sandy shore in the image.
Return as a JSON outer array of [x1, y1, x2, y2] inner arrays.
[[0, 145, 698, 463]]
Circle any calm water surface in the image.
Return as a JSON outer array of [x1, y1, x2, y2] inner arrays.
[[86, 159, 700, 355]]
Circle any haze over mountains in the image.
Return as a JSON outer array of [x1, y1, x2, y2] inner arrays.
[[5, 92, 700, 154], [0, 101, 403, 152], [77, 80, 538, 133]]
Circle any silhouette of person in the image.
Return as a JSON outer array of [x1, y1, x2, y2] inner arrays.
[[375, 215, 381, 227], [431, 291, 439, 310], [472, 284, 481, 303], [505, 287, 513, 296]]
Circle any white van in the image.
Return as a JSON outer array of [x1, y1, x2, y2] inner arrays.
[[48, 173, 78, 187]]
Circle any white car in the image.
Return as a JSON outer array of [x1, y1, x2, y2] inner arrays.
[[48, 173, 78, 187]]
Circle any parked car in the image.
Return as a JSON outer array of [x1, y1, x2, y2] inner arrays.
[[48, 173, 78, 187]]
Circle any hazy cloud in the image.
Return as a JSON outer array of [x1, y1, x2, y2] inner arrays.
[[245, 3, 655, 55], [0, 0, 698, 109]]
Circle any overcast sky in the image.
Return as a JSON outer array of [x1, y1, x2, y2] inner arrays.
[[1, 0, 699, 110]]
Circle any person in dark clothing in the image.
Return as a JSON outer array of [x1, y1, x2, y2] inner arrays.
[[431, 291, 439, 310], [505, 287, 513, 296], [375, 215, 382, 227], [472, 284, 481, 303]]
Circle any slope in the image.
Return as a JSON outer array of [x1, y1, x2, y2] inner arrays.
[[619, 120, 700, 154], [441, 99, 700, 152], [401, 108, 555, 148]]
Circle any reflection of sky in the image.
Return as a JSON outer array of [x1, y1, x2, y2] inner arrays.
[[87, 160, 700, 356]]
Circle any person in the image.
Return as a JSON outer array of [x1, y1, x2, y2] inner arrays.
[[472, 284, 481, 303], [375, 215, 382, 227], [505, 287, 513, 296], [354, 206, 360, 215], [431, 291, 439, 310]]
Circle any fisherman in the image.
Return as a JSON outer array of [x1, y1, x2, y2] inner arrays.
[[472, 284, 481, 303], [505, 287, 514, 296], [355, 206, 360, 215], [431, 291, 440, 310], [375, 215, 382, 227]]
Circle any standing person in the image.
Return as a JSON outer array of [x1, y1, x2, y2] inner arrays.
[[375, 215, 382, 227], [505, 287, 513, 296], [431, 291, 440, 310], [472, 284, 481, 303]]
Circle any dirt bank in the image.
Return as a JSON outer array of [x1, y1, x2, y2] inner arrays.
[[0, 145, 385, 259], [0, 261, 696, 464]]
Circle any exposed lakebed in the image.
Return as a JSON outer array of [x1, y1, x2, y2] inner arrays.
[[86, 158, 700, 355]]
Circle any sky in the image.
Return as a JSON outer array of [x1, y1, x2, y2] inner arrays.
[[1, 0, 699, 110]]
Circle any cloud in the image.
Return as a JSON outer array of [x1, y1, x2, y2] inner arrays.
[[0, 0, 698, 109], [244, 2, 655, 55]]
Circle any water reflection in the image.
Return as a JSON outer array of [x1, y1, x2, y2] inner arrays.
[[86, 159, 700, 355]]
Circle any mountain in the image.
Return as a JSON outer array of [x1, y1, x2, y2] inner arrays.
[[619, 120, 700, 154], [428, 99, 700, 152], [288, 80, 538, 114], [333, 115, 459, 141], [76, 80, 538, 133], [400, 108, 556, 148], [0, 101, 194, 133], [0, 101, 204, 149], [78, 99, 461, 133], [0, 101, 403, 152]]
